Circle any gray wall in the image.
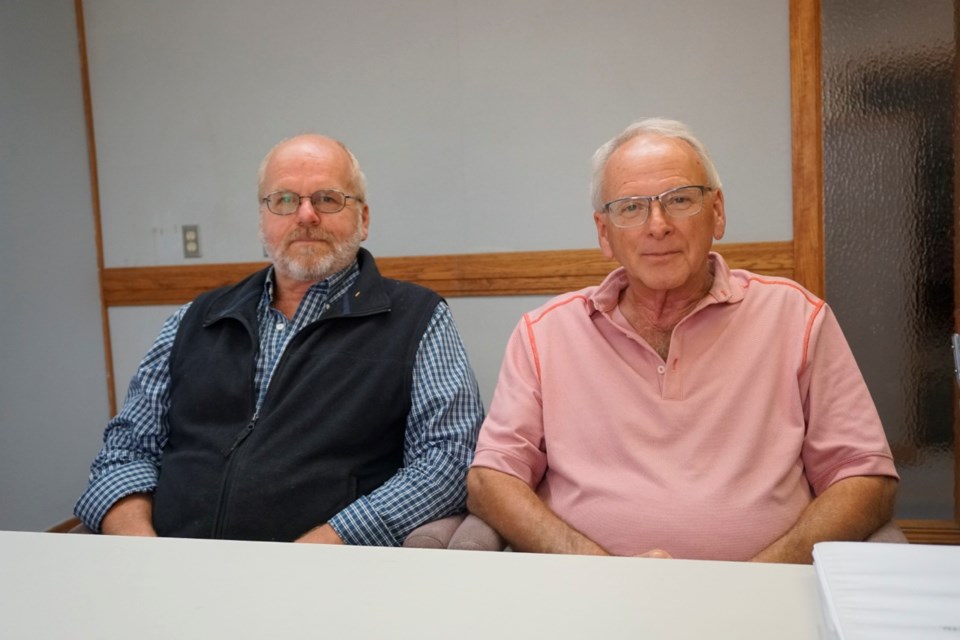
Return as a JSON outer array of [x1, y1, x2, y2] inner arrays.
[[85, 0, 791, 268], [91, 0, 792, 410], [0, 0, 792, 531], [0, 0, 110, 530]]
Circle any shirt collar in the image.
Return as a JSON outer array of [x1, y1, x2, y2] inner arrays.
[[262, 260, 360, 305]]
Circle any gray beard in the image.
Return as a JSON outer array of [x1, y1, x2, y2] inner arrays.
[[260, 224, 364, 283]]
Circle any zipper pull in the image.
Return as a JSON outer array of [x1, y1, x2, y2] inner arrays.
[[223, 419, 256, 458]]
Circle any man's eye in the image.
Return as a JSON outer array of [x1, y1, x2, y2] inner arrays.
[[618, 201, 647, 216]]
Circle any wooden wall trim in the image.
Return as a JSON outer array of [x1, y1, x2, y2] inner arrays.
[[899, 520, 960, 545], [75, 0, 117, 414], [790, 0, 825, 298], [101, 241, 793, 307]]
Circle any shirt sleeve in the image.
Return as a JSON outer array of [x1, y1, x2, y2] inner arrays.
[[471, 315, 548, 487], [327, 302, 485, 546], [800, 303, 899, 495], [73, 304, 190, 532]]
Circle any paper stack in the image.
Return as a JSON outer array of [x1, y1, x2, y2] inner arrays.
[[813, 541, 960, 639]]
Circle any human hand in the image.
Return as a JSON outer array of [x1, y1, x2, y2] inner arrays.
[[294, 523, 345, 544], [100, 493, 157, 536]]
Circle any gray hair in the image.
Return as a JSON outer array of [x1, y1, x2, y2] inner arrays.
[[257, 135, 367, 201], [589, 118, 722, 211]]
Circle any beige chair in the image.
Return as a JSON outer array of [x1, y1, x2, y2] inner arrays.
[[865, 520, 909, 544], [404, 513, 506, 550]]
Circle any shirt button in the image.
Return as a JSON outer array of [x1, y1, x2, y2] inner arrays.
[[275, 323, 285, 331], [657, 365, 665, 374]]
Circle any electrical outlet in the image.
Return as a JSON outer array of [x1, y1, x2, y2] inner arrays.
[[182, 225, 201, 258]]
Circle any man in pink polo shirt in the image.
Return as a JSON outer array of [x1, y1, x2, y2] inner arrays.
[[467, 118, 898, 563]]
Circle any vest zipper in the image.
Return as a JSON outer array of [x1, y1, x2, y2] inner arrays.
[[212, 411, 259, 538], [223, 415, 257, 458]]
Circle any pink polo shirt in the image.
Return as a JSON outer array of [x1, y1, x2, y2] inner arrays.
[[472, 253, 897, 561]]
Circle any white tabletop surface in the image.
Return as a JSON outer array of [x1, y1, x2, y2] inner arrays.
[[0, 530, 822, 639]]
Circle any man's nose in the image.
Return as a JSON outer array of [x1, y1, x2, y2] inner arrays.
[[646, 200, 672, 236], [295, 197, 321, 223]]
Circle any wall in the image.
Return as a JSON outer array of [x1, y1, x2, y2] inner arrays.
[[86, 0, 792, 406], [0, 0, 110, 530], [86, 1, 791, 269]]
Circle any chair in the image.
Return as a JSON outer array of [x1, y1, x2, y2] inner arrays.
[[865, 520, 909, 544], [400, 513, 467, 548], [403, 513, 506, 551]]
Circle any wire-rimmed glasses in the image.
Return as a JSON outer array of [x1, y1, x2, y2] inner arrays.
[[260, 189, 363, 216], [602, 185, 713, 228]]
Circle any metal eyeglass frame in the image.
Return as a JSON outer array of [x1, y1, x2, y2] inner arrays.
[[260, 189, 364, 216], [602, 185, 713, 228]]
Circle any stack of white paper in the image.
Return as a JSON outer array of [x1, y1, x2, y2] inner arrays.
[[813, 541, 960, 639]]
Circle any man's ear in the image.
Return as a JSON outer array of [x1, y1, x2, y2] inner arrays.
[[360, 204, 370, 241], [711, 189, 726, 241], [594, 211, 615, 259]]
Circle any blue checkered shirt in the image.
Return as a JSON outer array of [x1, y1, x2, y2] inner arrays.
[[75, 260, 484, 545]]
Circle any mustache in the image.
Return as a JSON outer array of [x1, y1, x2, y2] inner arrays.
[[284, 227, 334, 243]]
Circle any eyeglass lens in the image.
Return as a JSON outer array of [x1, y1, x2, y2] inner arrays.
[[265, 190, 348, 215], [608, 186, 704, 226]]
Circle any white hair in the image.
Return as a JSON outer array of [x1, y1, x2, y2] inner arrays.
[[589, 118, 722, 211]]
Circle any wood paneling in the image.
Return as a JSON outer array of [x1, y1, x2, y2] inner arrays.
[[101, 241, 794, 306]]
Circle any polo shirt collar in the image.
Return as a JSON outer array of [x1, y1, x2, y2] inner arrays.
[[589, 251, 744, 315]]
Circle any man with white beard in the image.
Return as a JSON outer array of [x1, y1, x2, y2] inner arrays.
[[76, 134, 484, 544]]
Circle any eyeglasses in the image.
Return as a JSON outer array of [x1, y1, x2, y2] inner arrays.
[[602, 185, 713, 228], [260, 189, 363, 216]]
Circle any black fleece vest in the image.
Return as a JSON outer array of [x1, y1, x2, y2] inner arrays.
[[151, 249, 442, 541]]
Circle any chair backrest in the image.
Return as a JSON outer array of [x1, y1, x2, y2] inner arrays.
[[864, 520, 908, 544]]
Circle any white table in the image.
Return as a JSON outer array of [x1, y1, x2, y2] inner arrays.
[[0, 530, 822, 639]]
